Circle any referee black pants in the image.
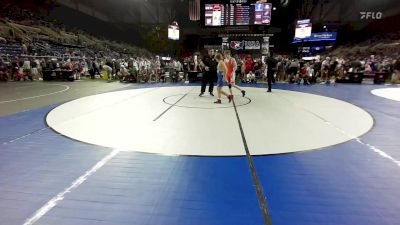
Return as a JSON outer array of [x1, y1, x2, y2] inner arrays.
[[267, 73, 274, 91], [201, 73, 215, 94]]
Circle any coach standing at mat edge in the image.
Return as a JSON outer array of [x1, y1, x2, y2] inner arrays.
[[199, 49, 217, 97]]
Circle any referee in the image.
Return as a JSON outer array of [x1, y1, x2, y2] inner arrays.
[[199, 49, 217, 97], [265, 51, 278, 92]]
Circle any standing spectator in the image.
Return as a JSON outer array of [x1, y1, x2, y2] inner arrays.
[[236, 57, 244, 81], [73, 60, 81, 80], [22, 58, 33, 81], [329, 58, 338, 78], [21, 43, 28, 55], [27, 42, 33, 55], [288, 59, 299, 83], [276, 59, 286, 82], [92, 60, 100, 79], [253, 59, 262, 80], [0, 58, 9, 81], [82, 60, 88, 77], [65, 59, 73, 70], [320, 57, 330, 84], [313, 59, 321, 79], [244, 56, 254, 74], [240, 59, 246, 80], [30, 58, 39, 80], [115, 59, 121, 80], [392, 58, 400, 83]]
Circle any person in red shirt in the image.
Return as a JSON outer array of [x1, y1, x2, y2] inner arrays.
[[298, 65, 308, 84], [244, 56, 254, 74]]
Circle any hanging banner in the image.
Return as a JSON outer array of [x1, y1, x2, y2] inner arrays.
[[227, 37, 263, 53]]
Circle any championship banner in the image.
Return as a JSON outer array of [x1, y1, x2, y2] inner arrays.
[[229, 39, 262, 51], [220, 34, 272, 55]]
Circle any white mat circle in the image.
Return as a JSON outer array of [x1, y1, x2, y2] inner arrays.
[[371, 88, 400, 102]]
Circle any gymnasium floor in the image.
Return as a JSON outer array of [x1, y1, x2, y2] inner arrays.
[[0, 81, 399, 225]]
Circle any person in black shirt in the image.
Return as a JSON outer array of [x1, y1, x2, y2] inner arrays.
[[199, 49, 217, 97], [265, 51, 277, 92]]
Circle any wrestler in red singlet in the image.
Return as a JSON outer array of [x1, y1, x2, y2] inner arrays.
[[223, 50, 246, 98], [225, 58, 234, 83]]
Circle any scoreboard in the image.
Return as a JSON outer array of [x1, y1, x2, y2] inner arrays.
[[203, 0, 272, 26]]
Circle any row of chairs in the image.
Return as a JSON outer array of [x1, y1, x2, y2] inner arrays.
[[135, 71, 186, 83], [161, 71, 186, 82]]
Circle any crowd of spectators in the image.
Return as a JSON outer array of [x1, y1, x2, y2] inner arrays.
[[0, 56, 170, 82], [2, 48, 400, 84], [183, 50, 400, 86], [272, 53, 400, 84]]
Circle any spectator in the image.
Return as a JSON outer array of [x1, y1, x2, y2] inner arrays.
[[22, 58, 33, 81], [119, 65, 130, 82], [30, 58, 39, 80], [100, 64, 113, 81], [320, 57, 330, 84], [244, 56, 254, 74], [391, 58, 400, 83], [298, 64, 309, 85], [0, 58, 9, 81], [364, 63, 372, 72], [245, 70, 256, 83], [276, 59, 286, 82], [21, 43, 28, 55], [288, 59, 299, 83]]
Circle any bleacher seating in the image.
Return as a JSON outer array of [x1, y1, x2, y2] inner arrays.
[[50, 45, 66, 56], [0, 43, 22, 56]]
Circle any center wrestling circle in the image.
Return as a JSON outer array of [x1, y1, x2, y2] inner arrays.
[[163, 93, 252, 109]]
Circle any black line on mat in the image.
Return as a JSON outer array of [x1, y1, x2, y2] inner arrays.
[[153, 92, 189, 121], [232, 97, 273, 225]]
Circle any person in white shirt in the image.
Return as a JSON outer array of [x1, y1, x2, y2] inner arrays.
[[22, 59, 33, 81], [120, 65, 129, 82], [320, 57, 330, 84], [246, 71, 256, 83]]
